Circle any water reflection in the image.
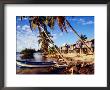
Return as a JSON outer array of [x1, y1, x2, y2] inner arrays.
[[33, 53, 43, 62], [17, 52, 49, 62]]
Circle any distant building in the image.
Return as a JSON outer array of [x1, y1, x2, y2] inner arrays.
[[60, 44, 69, 53], [59, 39, 94, 54]]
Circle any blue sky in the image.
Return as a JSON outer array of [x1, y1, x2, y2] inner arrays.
[[16, 16, 94, 52]]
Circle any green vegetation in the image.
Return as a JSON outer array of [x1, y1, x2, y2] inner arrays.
[[38, 31, 52, 54], [20, 16, 71, 55], [20, 16, 93, 55], [48, 46, 56, 54], [20, 48, 36, 59]]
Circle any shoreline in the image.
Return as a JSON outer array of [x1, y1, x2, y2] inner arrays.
[[17, 53, 94, 74]]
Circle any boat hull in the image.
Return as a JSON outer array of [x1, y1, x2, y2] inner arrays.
[[16, 60, 56, 68]]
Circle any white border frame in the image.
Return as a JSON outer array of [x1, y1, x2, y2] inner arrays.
[[5, 4, 107, 87]]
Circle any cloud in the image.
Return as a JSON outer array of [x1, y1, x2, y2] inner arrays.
[[82, 20, 94, 25], [24, 17, 28, 20], [22, 25, 30, 30], [51, 33, 56, 36], [72, 17, 94, 25], [59, 33, 63, 36], [68, 18, 77, 21], [77, 18, 94, 25], [51, 33, 57, 40], [17, 25, 21, 29], [17, 17, 28, 21], [17, 18, 21, 21], [78, 18, 85, 23], [68, 17, 94, 26], [17, 24, 38, 52], [52, 36, 57, 40]]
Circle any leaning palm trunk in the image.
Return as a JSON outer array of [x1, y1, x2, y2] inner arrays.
[[38, 26, 50, 55], [39, 26, 68, 63], [66, 20, 93, 54]]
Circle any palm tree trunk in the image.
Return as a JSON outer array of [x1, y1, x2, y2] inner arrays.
[[66, 20, 93, 54], [38, 26, 49, 54], [39, 26, 68, 62]]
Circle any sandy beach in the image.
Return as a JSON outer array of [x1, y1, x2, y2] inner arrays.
[[46, 53, 94, 64], [17, 53, 94, 74]]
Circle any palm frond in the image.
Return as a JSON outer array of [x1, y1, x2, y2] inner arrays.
[[57, 16, 68, 32]]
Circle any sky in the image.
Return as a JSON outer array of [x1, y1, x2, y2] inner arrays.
[[16, 16, 94, 52]]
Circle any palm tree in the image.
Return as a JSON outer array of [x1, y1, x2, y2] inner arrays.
[[20, 16, 68, 55], [37, 31, 53, 54], [79, 34, 87, 54], [80, 34, 87, 41], [48, 46, 56, 54], [20, 16, 93, 58], [66, 20, 93, 54]]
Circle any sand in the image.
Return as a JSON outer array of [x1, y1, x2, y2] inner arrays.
[[47, 53, 94, 63], [17, 53, 94, 74]]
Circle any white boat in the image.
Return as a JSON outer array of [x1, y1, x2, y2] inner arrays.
[[16, 60, 57, 68]]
